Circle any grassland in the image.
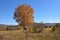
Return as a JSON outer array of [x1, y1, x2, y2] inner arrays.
[[0, 30, 60, 40]]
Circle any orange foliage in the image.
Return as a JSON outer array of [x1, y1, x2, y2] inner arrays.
[[14, 4, 34, 27]]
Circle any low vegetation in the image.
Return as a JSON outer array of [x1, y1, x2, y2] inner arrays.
[[0, 23, 60, 40], [0, 30, 60, 40]]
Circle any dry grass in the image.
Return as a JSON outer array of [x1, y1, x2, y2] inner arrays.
[[0, 29, 60, 40]]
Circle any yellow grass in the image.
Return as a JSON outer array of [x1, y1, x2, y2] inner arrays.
[[0, 29, 60, 40]]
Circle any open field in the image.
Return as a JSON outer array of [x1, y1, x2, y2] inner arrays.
[[0, 30, 60, 40]]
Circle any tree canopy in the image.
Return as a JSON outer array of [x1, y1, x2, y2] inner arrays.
[[13, 4, 34, 27]]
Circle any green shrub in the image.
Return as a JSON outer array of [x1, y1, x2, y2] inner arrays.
[[33, 26, 37, 33]]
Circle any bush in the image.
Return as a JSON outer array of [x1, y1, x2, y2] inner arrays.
[[33, 26, 37, 33], [17, 28, 20, 30], [6, 27, 9, 31], [52, 26, 56, 32]]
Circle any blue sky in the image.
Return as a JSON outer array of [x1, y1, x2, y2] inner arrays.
[[0, 0, 60, 25]]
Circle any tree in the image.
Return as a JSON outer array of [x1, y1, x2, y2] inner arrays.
[[13, 4, 34, 30]]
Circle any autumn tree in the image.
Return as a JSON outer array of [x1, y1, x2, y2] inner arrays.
[[13, 4, 34, 30]]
